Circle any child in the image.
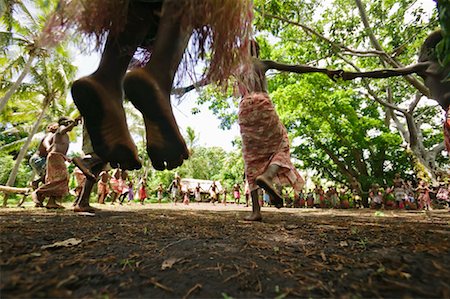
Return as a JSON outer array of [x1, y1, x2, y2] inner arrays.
[[183, 190, 190, 205], [233, 183, 241, 205], [97, 170, 110, 204], [138, 178, 148, 205], [157, 183, 164, 204], [109, 169, 122, 205]]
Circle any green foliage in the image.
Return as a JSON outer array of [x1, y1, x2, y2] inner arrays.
[[0, 153, 30, 187], [436, 0, 450, 68], [197, 0, 446, 187]]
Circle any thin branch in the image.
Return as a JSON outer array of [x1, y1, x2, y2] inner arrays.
[[409, 91, 423, 112], [258, 11, 386, 56], [354, 0, 431, 97]]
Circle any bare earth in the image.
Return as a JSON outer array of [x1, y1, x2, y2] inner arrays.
[[1, 203, 449, 298]]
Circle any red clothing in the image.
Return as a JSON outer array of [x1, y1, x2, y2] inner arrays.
[[110, 177, 121, 194], [238, 92, 304, 192], [444, 108, 450, 152], [36, 152, 69, 197], [138, 186, 147, 200]]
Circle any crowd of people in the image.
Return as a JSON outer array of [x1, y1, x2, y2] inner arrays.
[[280, 177, 450, 211], [29, 132, 450, 212]]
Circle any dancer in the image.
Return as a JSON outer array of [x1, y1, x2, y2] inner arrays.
[[232, 183, 241, 205], [32, 117, 81, 209], [29, 122, 58, 189], [97, 170, 110, 204], [138, 177, 148, 204], [237, 41, 306, 221]]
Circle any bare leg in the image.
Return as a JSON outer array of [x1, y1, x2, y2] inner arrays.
[[244, 190, 262, 221], [31, 191, 44, 207], [71, 2, 161, 170], [256, 164, 284, 208], [74, 178, 96, 213], [124, 1, 190, 170], [74, 156, 105, 213], [111, 193, 119, 205]]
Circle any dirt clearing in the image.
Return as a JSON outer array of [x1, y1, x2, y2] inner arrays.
[[1, 204, 449, 298]]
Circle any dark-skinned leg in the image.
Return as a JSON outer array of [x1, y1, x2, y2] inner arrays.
[[255, 164, 284, 208], [124, 1, 191, 170], [244, 189, 262, 221], [74, 159, 106, 213], [71, 2, 161, 170]]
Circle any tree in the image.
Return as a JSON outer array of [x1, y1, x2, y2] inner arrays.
[[0, 0, 68, 112], [2, 48, 76, 194], [190, 0, 446, 196], [254, 0, 445, 177]]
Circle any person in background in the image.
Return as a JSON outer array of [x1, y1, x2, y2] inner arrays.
[[32, 116, 81, 209], [109, 169, 122, 205], [138, 177, 148, 205], [29, 122, 59, 190], [97, 170, 110, 204]]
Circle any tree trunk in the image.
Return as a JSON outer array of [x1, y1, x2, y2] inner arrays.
[[0, 51, 36, 112], [3, 99, 49, 207]]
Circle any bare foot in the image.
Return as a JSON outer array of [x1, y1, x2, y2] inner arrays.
[[74, 205, 97, 213], [256, 175, 284, 209], [72, 157, 97, 180], [46, 203, 65, 209], [244, 212, 262, 222], [31, 192, 43, 207], [71, 76, 142, 170], [123, 69, 189, 170]]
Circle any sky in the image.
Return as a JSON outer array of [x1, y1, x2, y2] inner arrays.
[[69, 50, 240, 153]]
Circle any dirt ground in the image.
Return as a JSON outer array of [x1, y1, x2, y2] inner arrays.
[[1, 202, 450, 298]]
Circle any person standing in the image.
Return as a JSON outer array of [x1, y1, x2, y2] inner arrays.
[[416, 180, 432, 210], [97, 170, 110, 204], [156, 183, 164, 204], [138, 177, 148, 205], [233, 183, 241, 205], [168, 175, 182, 204], [244, 180, 250, 207], [208, 181, 219, 204], [193, 183, 203, 204]]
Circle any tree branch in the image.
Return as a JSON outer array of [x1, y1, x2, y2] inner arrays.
[[354, 0, 431, 98], [258, 11, 386, 56]]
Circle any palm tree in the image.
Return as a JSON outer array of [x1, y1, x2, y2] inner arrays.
[[2, 45, 76, 206], [0, 0, 66, 112]]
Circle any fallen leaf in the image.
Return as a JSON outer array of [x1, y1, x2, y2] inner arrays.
[[41, 238, 82, 250], [339, 241, 349, 247], [161, 257, 182, 270], [76, 212, 95, 216]]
